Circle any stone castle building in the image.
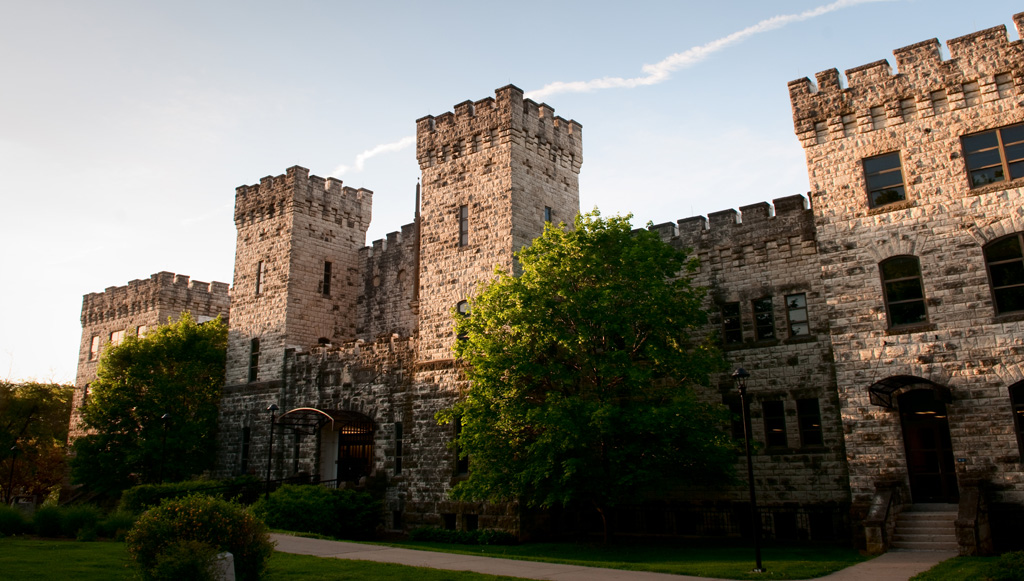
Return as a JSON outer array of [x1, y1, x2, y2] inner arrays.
[[72, 14, 1024, 552]]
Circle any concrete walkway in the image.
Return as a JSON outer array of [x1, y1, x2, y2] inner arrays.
[[271, 533, 957, 581]]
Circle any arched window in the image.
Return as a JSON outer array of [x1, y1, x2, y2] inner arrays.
[[984, 233, 1024, 314], [880, 256, 928, 328]]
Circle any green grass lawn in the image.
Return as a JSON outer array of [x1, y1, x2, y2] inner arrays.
[[0, 539, 526, 581], [909, 556, 1000, 581], [370, 537, 869, 580]]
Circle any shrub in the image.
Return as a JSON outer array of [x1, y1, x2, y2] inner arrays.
[[0, 505, 29, 536], [98, 509, 137, 541], [988, 551, 1024, 581], [32, 504, 63, 537], [150, 540, 220, 581], [126, 494, 273, 581], [61, 504, 103, 538], [119, 476, 264, 513], [408, 526, 517, 545], [252, 484, 380, 540]]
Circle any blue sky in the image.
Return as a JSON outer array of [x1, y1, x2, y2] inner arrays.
[[2, 0, 1021, 383]]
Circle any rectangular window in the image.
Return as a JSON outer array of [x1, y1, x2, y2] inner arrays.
[[863, 152, 906, 207], [996, 72, 1014, 99], [841, 113, 857, 137], [931, 89, 949, 113], [1010, 384, 1024, 459], [762, 400, 787, 448], [870, 106, 886, 130], [544, 206, 552, 223], [797, 398, 824, 448], [721, 302, 742, 344], [881, 256, 928, 327], [89, 335, 100, 361], [963, 81, 981, 106], [322, 261, 332, 297], [240, 427, 251, 474], [394, 421, 403, 475], [255, 260, 265, 295], [900, 98, 917, 122], [962, 122, 1024, 188], [136, 325, 148, 337], [785, 293, 809, 337], [109, 330, 125, 346], [459, 205, 469, 247], [752, 297, 775, 341], [248, 338, 260, 383]]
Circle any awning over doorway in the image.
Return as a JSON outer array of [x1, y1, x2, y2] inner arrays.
[[868, 375, 952, 409], [275, 407, 374, 435]]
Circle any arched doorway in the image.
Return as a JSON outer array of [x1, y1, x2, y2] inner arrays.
[[898, 389, 958, 503], [275, 408, 375, 483]]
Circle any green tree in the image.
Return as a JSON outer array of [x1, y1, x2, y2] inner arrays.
[[71, 313, 227, 493], [442, 210, 735, 539], [0, 381, 73, 502]]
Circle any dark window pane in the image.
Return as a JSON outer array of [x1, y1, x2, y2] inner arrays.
[[1009, 161, 1024, 181], [972, 167, 1005, 186], [990, 262, 1024, 287], [886, 279, 925, 302], [797, 399, 824, 448], [763, 400, 787, 448], [882, 257, 921, 280], [788, 309, 807, 323], [870, 186, 906, 207], [966, 148, 1004, 170], [985, 236, 1023, 262], [1001, 123, 1024, 144], [787, 294, 806, 310], [864, 153, 901, 174], [1002, 142, 1024, 162], [889, 301, 928, 326], [995, 287, 1024, 313], [867, 169, 905, 189], [963, 131, 999, 152]]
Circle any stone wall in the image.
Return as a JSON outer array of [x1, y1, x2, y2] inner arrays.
[[359, 223, 418, 341]]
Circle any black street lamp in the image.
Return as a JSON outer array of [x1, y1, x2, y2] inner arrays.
[[5, 445, 19, 506], [159, 413, 171, 483], [265, 404, 279, 500], [733, 367, 765, 574]]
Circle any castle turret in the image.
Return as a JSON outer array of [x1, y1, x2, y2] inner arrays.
[[414, 85, 583, 361], [226, 165, 372, 386]]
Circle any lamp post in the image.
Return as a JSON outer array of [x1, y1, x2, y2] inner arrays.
[[159, 413, 170, 483], [5, 445, 18, 506], [265, 404, 279, 500], [733, 367, 765, 574]]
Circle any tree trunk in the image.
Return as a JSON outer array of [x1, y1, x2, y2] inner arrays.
[[594, 502, 609, 544]]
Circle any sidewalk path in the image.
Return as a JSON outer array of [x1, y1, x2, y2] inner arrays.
[[271, 533, 956, 581]]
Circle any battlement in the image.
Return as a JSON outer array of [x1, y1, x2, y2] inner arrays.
[[416, 85, 583, 172], [234, 165, 372, 229], [81, 271, 230, 326], [789, 12, 1024, 148], [651, 195, 813, 250], [364, 222, 417, 259]]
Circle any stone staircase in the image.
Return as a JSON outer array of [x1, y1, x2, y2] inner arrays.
[[891, 503, 958, 551]]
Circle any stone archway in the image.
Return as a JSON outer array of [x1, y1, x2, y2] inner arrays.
[[276, 407, 375, 483], [897, 389, 958, 503]]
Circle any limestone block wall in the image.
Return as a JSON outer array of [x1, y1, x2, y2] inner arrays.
[[655, 195, 849, 507], [226, 166, 371, 387], [415, 85, 582, 363], [358, 222, 418, 341], [71, 272, 229, 438], [789, 14, 1024, 513]]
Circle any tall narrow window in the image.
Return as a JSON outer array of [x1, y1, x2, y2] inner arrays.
[[255, 260, 265, 295], [248, 338, 260, 383], [454, 417, 469, 475], [752, 297, 775, 340], [722, 302, 742, 344], [322, 261, 332, 297], [881, 256, 928, 328], [962, 123, 1024, 188], [786, 293, 809, 337], [1010, 382, 1024, 459], [394, 421, 404, 475], [864, 152, 906, 207], [240, 427, 251, 473], [984, 233, 1024, 314], [544, 206, 552, 223], [109, 330, 125, 346], [797, 398, 824, 448], [136, 325, 148, 337], [762, 400, 788, 448], [459, 205, 469, 247], [89, 335, 100, 361]]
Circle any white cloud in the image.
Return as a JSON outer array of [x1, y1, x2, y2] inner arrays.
[[332, 135, 416, 177], [525, 0, 892, 101]]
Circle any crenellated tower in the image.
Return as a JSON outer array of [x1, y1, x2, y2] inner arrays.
[[226, 165, 372, 386], [414, 85, 583, 362]]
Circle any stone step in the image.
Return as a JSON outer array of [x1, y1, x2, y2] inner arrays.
[[890, 539, 959, 551], [893, 532, 957, 543], [891, 504, 958, 552]]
